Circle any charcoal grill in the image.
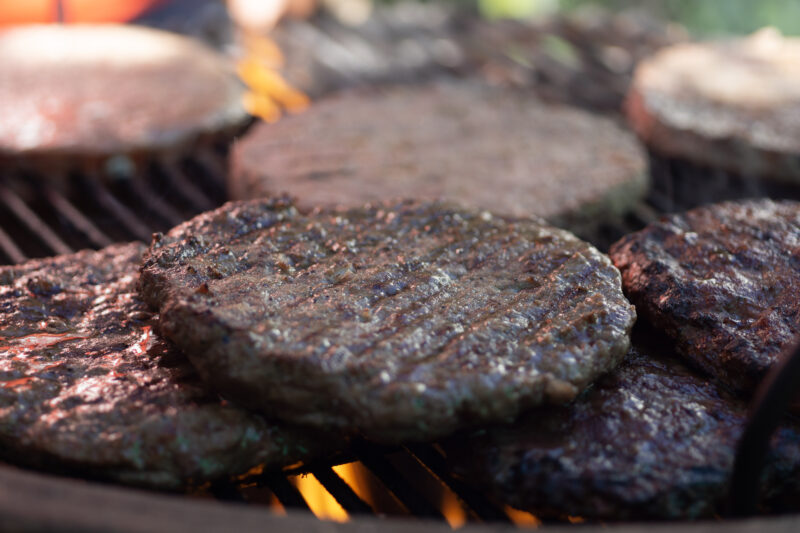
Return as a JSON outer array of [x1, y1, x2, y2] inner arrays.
[[1, 146, 799, 532], [1, 5, 799, 531]]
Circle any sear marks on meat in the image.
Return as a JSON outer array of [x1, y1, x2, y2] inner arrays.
[[230, 83, 647, 238], [441, 342, 800, 520], [0, 243, 337, 490], [139, 198, 636, 443], [609, 199, 800, 397]]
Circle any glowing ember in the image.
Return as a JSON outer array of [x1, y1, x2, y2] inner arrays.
[[504, 506, 542, 527], [439, 489, 467, 529]]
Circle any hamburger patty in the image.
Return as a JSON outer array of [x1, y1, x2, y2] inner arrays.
[[230, 83, 647, 236], [441, 342, 800, 520], [139, 198, 636, 443], [0, 24, 246, 171], [0, 243, 336, 489], [627, 29, 800, 182], [609, 199, 800, 396]]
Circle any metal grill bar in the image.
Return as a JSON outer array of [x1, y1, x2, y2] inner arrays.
[[405, 444, 510, 523], [159, 160, 216, 212], [0, 224, 27, 264], [81, 178, 154, 241], [0, 184, 73, 255], [127, 176, 187, 228], [209, 479, 249, 503], [352, 440, 445, 520], [190, 152, 229, 199], [264, 473, 312, 511], [43, 186, 114, 248], [310, 466, 374, 515]]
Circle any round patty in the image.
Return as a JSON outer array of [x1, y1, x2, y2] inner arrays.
[[230, 83, 647, 234], [139, 198, 636, 443], [0, 24, 246, 165], [0, 243, 336, 490], [609, 199, 800, 396], [627, 28, 800, 182], [441, 344, 800, 520]]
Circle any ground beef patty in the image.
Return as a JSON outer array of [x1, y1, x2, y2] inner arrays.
[[0, 243, 335, 490], [230, 83, 647, 236], [0, 24, 247, 175], [627, 28, 800, 185], [609, 199, 800, 397], [139, 198, 636, 443], [441, 342, 800, 520]]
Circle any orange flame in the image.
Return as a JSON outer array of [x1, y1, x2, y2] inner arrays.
[[504, 506, 542, 528], [440, 489, 467, 529], [291, 473, 348, 522], [332, 462, 376, 509]]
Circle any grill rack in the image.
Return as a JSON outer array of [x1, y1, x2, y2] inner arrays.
[[1, 151, 797, 526], [1, 3, 797, 528]]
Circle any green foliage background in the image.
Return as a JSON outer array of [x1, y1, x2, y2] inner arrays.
[[559, 0, 800, 36], [394, 0, 800, 36]]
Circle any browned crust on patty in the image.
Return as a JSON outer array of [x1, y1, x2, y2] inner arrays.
[[0, 243, 337, 489], [609, 199, 800, 396], [442, 344, 800, 520], [140, 198, 635, 443]]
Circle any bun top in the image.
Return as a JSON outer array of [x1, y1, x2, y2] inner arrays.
[[0, 24, 247, 157]]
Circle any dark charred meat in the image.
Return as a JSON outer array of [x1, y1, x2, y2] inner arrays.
[[230, 83, 646, 236], [441, 344, 800, 520], [609, 199, 800, 397], [0, 243, 337, 490], [139, 198, 636, 443]]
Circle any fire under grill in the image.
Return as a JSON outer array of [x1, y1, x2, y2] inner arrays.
[[1, 152, 799, 532]]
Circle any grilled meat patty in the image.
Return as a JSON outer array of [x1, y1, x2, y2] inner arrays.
[[0, 24, 246, 173], [609, 199, 800, 397], [627, 29, 800, 183], [139, 198, 636, 443], [230, 83, 647, 237], [442, 341, 800, 520], [0, 243, 336, 490]]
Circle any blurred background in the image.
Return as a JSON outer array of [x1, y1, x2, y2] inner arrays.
[[478, 0, 800, 36], [0, 0, 796, 120]]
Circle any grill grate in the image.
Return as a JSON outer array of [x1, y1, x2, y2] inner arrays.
[[0, 154, 228, 264], [0, 149, 798, 525]]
